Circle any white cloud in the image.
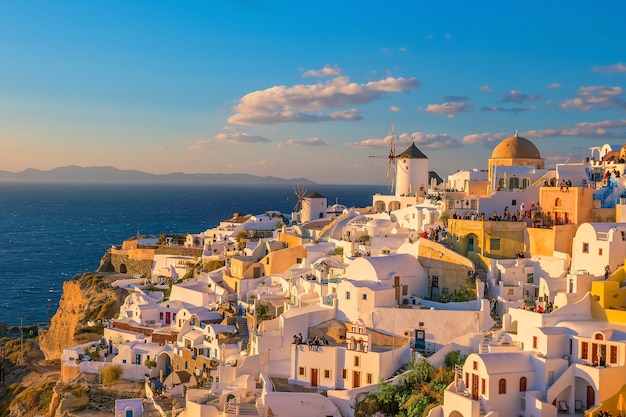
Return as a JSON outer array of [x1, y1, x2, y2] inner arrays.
[[481, 106, 527, 115], [389, 106, 400, 112], [228, 75, 421, 125], [543, 151, 585, 164], [443, 94, 470, 102], [462, 132, 507, 146], [560, 86, 626, 111], [302, 65, 342, 78], [215, 133, 272, 143], [277, 137, 330, 147], [548, 83, 563, 89], [188, 133, 271, 149], [523, 119, 626, 139], [398, 132, 462, 149], [347, 130, 462, 150], [593, 63, 626, 74], [501, 90, 541, 103], [479, 85, 492, 94], [425, 102, 474, 118]]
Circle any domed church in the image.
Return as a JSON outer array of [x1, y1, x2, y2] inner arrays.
[[487, 132, 545, 184]]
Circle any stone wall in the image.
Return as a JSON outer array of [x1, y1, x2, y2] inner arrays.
[[110, 253, 153, 277]]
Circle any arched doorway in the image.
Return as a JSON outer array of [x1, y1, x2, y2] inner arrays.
[[119, 263, 127, 274], [466, 233, 479, 255]]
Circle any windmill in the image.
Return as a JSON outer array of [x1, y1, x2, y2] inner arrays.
[[370, 123, 402, 193], [291, 184, 308, 212]]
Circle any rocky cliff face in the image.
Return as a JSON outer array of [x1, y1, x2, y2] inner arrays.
[[39, 273, 129, 360]]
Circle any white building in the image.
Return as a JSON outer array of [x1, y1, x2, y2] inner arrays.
[[570, 222, 626, 277]]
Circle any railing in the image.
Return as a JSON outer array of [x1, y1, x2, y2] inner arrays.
[[323, 294, 337, 306]]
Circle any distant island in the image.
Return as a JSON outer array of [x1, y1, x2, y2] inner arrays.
[[0, 166, 316, 185]]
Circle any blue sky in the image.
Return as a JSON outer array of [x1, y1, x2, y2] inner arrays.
[[1, 1, 625, 184]]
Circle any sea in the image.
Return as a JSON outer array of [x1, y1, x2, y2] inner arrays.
[[0, 182, 385, 327]]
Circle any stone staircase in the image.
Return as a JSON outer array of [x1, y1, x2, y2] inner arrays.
[[479, 336, 492, 353], [235, 316, 250, 352], [225, 403, 258, 416]]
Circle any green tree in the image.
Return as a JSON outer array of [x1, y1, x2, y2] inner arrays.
[[353, 354, 458, 417], [101, 364, 123, 386]]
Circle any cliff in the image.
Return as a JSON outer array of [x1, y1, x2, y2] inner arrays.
[[39, 272, 129, 360]]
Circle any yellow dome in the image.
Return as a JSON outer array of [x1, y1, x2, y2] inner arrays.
[[491, 133, 541, 159]]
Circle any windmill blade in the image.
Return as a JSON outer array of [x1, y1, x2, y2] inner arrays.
[[291, 184, 308, 212]]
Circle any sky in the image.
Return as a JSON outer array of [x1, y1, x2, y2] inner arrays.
[[1, 1, 625, 185]]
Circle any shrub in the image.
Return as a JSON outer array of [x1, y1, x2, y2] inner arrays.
[[38, 388, 53, 410], [101, 365, 123, 386]]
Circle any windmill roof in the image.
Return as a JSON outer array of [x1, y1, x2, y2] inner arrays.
[[398, 142, 428, 159], [305, 191, 326, 199]]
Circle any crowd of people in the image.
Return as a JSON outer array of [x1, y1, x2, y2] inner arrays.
[[292, 333, 330, 351]]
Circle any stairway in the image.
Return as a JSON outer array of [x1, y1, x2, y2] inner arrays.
[[479, 336, 492, 353], [236, 316, 250, 352], [225, 403, 259, 416]]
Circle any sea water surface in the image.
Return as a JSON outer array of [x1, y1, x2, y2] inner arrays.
[[0, 182, 385, 326]]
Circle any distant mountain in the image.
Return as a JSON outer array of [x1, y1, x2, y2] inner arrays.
[[0, 166, 316, 185]]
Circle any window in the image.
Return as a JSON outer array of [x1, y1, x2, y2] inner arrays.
[[362, 294, 367, 300], [498, 378, 506, 394], [342, 368, 347, 379], [346, 292, 351, 300], [135, 354, 141, 365], [519, 377, 527, 392], [402, 285, 408, 296], [582, 243, 589, 253], [481, 378, 486, 395], [527, 273, 534, 284], [159, 312, 164, 320], [299, 367, 305, 376], [555, 198, 562, 207], [582, 342, 589, 360], [432, 276, 439, 288], [512, 199, 517, 206], [354, 356, 360, 367], [296, 258, 302, 264], [595, 333, 604, 340], [419, 322, 425, 327], [611, 345, 618, 364], [473, 361, 478, 370], [599, 248, 603, 256], [324, 369, 331, 379], [508, 288, 514, 296], [532, 336, 538, 349], [490, 238, 501, 251], [367, 373, 373, 384]]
